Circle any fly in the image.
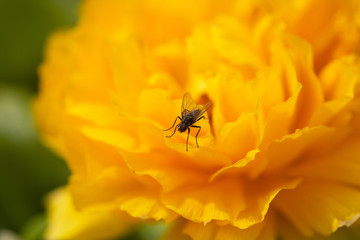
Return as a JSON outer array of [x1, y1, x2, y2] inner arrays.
[[164, 92, 211, 151]]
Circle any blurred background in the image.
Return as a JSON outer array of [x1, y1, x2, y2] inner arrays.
[[0, 0, 78, 239], [0, 1, 166, 239], [1, 1, 360, 240]]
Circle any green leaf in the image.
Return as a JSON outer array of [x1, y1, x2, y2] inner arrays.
[[20, 214, 47, 240], [0, 86, 69, 231]]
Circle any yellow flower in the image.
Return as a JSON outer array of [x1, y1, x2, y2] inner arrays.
[[34, 0, 360, 239], [44, 188, 135, 240]]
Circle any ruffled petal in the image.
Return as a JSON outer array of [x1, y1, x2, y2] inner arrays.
[[287, 0, 360, 72], [263, 126, 336, 174], [63, 132, 176, 222], [44, 188, 134, 240], [162, 177, 246, 225], [287, 137, 360, 187], [182, 211, 276, 240], [283, 34, 324, 130], [215, 112, 259, 160], [162, 176, 299, 229], [274, 181, 360, 236]]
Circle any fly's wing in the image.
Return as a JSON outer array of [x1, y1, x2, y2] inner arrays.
[[181, 92, 197, 117], [192, 101, 212, 119]]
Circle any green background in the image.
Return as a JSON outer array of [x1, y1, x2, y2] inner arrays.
[[0, 0, 359, 239], [0, 0, 78, 239], [0, 1, 166, 239]]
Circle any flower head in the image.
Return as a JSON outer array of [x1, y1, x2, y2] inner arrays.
[[34, 0, 360, 239]]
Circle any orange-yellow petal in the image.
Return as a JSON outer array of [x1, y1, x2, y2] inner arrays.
[[162, 176, 299, 229], [287, 137, 360, 186], [44, 188, 134, 240], [263, 126, 336, 174], [274, 181, 360, 236], [182, 212, 276, 240]]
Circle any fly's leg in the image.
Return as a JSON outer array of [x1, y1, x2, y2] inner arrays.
[[191, 125, 201, 148], [186, 128, 190, 151], [164, 116, 181, 138], [166, 126, 177, 138], [164, 116, 182, 131], [196, 116, 212, 122], [195, 116, 205, 123]]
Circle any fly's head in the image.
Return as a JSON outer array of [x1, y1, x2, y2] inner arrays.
[[177, 122, 187, 133]]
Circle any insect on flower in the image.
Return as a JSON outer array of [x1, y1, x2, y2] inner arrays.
[[164, 92, 211, 151]]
